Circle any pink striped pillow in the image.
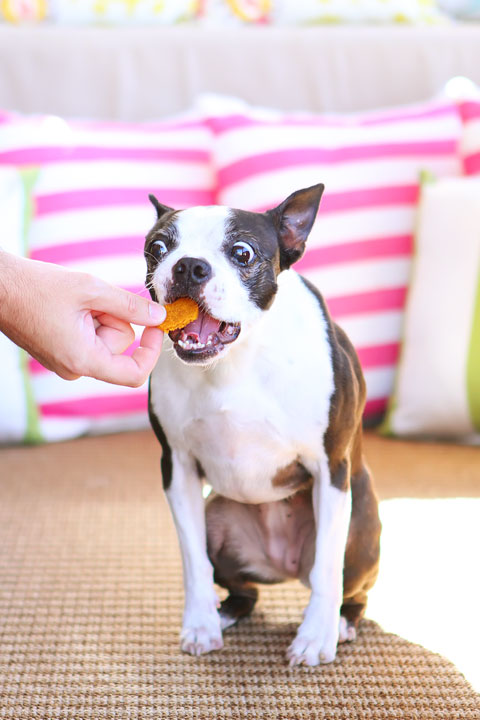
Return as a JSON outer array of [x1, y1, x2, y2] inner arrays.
[[459, 99, 480, 175], [0, 111, 214, 442], [207, 97, 463, 422]]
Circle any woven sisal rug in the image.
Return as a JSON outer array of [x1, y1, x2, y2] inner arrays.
[[0, 432, 479, 720]]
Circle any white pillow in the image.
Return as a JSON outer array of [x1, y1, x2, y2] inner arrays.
[[0, 109, 214, 443], [381, 175, 480, 440], [202, 93, 463, 422]]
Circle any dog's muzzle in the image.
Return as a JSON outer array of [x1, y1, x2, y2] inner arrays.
[[164, 256, 241, 364]]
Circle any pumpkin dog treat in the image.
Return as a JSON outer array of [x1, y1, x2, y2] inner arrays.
[[159, 297, 199, 333]]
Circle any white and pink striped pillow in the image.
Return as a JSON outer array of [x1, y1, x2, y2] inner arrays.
[[0, 111, 214, 442], [460, 99, 480, 175], [206, 97, 463, 421]]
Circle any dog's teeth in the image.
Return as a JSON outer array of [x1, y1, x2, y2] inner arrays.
[[177, 336, 213, 352]]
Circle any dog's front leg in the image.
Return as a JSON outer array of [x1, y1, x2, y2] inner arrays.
[[287, 454, 352, 666], [166, 451, 223, 656]]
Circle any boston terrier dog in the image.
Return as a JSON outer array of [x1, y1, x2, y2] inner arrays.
[[145, 184, 381, 666]]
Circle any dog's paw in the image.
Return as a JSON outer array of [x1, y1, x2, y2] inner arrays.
[[286, 596, 340, 667], [338, 615, 356, 644], [286, 632, 337, 667], [181, 624, 223, 656], [181, 604, 223, 656]]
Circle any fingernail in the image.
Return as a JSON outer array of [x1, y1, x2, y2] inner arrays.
[[149, 302, 167, 323]]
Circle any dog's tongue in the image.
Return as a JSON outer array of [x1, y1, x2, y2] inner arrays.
[[183, 310, 221, 342]]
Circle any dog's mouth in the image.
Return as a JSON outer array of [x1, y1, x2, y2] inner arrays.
[[169, 307, 241, 363]]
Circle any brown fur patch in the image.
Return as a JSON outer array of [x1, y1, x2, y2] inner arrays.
[[271, 460, 312, 492]]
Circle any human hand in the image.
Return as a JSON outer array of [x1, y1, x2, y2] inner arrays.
[[0, 252, 166, 387]]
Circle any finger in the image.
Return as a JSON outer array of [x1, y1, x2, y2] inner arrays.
[[87, 326, 164, 387], [127, 326, 165, 384], [89, 283, 166, 327], [94, 313, 136, 355]]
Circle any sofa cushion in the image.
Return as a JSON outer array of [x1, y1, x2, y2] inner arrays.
[[0, 110, 214, 442], [205, 95, 463, 421], [201, 0, 447, 24], [0, 0, 47, 22], [381, 175, 480, 440], [271, 0, 447, 24], [52, 0, 199, 25], [438, 0, 480, 18], [460, 98, 480, 175]]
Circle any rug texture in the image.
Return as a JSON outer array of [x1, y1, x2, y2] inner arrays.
[[0, 431, 479, 720]]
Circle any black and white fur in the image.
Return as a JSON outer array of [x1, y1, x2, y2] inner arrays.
[[145, 185, 381, 666]]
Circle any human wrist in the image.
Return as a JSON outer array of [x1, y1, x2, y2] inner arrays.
[[0, 250, 21, 325], [0, 251, 38, 353]]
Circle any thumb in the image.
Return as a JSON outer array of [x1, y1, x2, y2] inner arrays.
[[89, 283, 166, 327]]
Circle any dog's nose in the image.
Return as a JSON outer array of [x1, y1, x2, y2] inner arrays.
[[173, 257, 212, 285]]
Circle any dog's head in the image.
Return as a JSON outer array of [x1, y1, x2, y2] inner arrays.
[[144, 183, 324, 365]]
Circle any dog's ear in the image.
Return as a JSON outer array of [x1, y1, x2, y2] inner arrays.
[[149, 194, 174, 220], [267, 184, 324, 271]]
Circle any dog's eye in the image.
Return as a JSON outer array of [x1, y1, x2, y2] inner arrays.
[[151, 239, 169, 261], [231, 241, 256, 266]]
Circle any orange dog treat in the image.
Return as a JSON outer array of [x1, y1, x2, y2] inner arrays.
[[159, 297, 199, 333]]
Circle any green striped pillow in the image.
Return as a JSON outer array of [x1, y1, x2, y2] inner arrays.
[[381, 175, 480, 441]]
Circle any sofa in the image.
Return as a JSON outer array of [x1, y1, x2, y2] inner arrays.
[[1, 24, 480, 119], [0, 21, 479, 720]]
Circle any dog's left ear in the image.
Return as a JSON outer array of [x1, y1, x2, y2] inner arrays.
[[149, 194, 174, 220], [267, 184, 324, 271]]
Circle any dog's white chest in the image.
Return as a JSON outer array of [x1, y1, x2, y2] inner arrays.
[[182, 382, 313, 503], [150, 271, 335, 504]]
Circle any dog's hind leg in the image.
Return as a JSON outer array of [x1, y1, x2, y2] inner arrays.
[[206, 494, 289, 630], [206, 495, 260, 630], [338, 597, 366, 643], [340, 462, 381, 643], [217, 579, 259, 631]]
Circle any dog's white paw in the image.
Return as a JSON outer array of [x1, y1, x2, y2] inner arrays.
[[181, 603, 223, 656], [286, 596, 340, 667], [181, 624, 223, 656], [338, 615, 356, 644], [286, 632, 337, 667]]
